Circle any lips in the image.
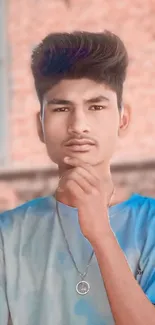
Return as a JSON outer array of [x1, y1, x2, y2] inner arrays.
[[65, 139, 95, 153], [66, 144, 93, 152], [65, 139, 95, 146]]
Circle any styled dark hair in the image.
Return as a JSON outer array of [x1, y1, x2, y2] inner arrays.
[[31, 31, 128, 112]]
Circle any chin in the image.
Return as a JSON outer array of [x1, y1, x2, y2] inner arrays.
[[68, 152, 99, 164], [53, 151, 102, 167]]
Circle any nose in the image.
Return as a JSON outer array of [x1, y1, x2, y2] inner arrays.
[[67, 111, 90, 135]]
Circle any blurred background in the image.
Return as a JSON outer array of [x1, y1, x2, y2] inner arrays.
[[0, 0, 155, 212]]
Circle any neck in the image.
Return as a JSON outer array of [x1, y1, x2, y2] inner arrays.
[[110, 186, 132, 207]]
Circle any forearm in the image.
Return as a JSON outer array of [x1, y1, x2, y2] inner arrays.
[[92, 231, 155, 325]]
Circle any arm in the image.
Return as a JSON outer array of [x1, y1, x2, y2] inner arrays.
[[93, 231, 155, 325], [56, 156, 155, 324], [0, 231, 9, 325]]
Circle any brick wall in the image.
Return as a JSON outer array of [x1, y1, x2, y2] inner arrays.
[[1, 0, 155, 211], [7, 0, 155, 168]]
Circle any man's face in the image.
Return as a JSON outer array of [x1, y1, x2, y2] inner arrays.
[[37, 78, 127, 169]]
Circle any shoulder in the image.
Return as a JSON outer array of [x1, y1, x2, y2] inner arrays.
[[115, 193, 155, 241], [126, 193, 155, 231], [130, 194, 155, 249], [122, 193, 155, 219], [0, 196, 55, 232], [130, 193, 155, 220]]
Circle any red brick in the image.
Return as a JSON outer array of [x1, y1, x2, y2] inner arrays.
[[7, 0, 155, 167]]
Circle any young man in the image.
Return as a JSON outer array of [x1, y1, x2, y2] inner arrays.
[[0, 31, 155, 325]]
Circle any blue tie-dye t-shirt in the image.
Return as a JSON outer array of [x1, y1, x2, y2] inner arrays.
[[0, 193, 155, 325]]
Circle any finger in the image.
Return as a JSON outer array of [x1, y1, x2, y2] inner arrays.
[[59, 171, 95, 195], [64, 156, 98, 178], [71, 167, 98, 188], [64, 179, 84, 203], [59, 164, 99, 189]]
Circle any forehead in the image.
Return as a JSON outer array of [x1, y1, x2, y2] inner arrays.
[[44, 78, 117, 102]]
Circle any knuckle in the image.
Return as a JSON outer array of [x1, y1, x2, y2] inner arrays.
[[75, 167, 82, 174]]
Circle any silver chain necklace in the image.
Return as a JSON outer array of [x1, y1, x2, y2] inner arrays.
[[55, 198, 93, 295], [55, 187, 115, 296]]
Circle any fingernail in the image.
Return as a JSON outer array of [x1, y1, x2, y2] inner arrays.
[[57, 187, 64, 192], [64, 157, 70, 162]]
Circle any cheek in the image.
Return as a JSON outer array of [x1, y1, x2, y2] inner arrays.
[[98, 122, 118, 141], [45, 131, 61, 153], [45, 118, 64, 142], [44, 121, 67, 162], [98, 123, 119, 155]]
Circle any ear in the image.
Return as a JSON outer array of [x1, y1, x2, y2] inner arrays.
[[36, 112, 45, 143], [118, 104, 131, 137]]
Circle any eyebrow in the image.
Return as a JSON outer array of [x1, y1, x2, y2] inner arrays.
[[47, 95, 109, 106]]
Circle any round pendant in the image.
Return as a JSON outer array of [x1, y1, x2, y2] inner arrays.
[[76, 281, 90, 295]]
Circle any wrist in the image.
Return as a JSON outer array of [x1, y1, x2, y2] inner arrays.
[[88, 225, 114, 248]]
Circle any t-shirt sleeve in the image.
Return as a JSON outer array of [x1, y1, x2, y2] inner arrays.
[[0, 228, 9, 325], [136, 209, 155, 305], [140, 253, 155, 305]]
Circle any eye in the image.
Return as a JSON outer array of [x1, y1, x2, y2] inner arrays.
[[90, 105, 107, 111], [53, 107, 69, 112]]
